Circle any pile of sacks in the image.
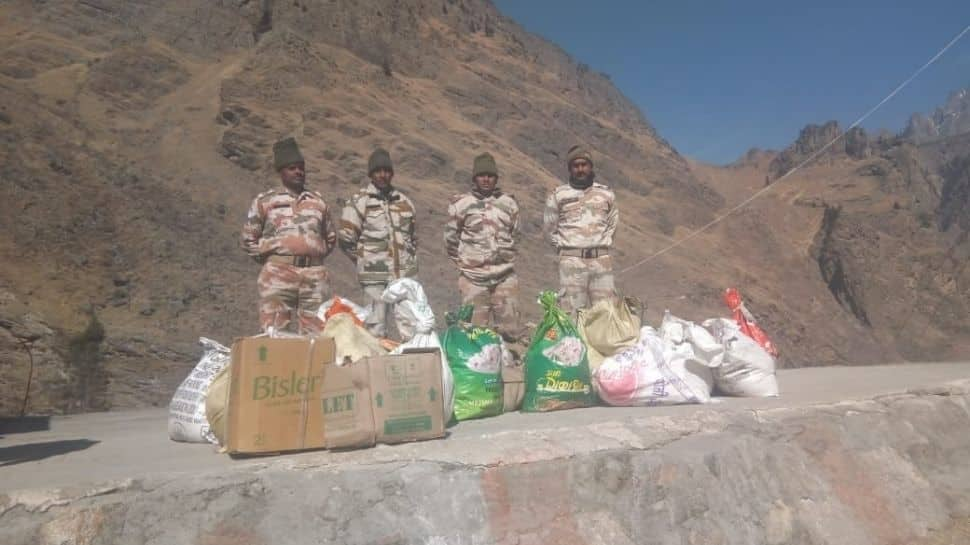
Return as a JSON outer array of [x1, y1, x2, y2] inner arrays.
[[168, 278, 456, 446], [168, 282, 780, 446], [436, 287, 780, 419], [586, 289, 780, 406]]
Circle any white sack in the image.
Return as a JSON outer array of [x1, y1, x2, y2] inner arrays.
[[659, 312, 721, 402], [703, 318, 779, 397], [168, 337, 230, 444], [381, 278, 435, 341], [595, 324, 716, 406]]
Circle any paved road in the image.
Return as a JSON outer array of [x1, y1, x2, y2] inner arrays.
[[2, 362, 968, 492]]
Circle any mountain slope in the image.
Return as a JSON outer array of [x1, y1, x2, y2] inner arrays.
[[0, 0, 967, 415]]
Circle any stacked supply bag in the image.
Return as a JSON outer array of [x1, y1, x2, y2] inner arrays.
[[382, 278, 428, 341], [722, 288, 778, 357], [383, 278, 456, 421], [322, 312, 387, 365], [658, 312, 720, 401], [318, 296, 369, 326], [441, 305, 504, 421], [523, 291, 595, 412], [703, 318, 779, 397], [577, 296, 642, 372], [593, 312, 722, 406], [168, 338, 231, 443]]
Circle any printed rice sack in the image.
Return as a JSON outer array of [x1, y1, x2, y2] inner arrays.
[[523, 291, 595, 412], [168, 337, 230, 444], [595, 326, 712, 406], [205, 364, 230, 446], [441, 305, 503, 421]]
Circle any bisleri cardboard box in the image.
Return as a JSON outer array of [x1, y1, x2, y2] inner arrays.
[[225, 337, 443, 454]]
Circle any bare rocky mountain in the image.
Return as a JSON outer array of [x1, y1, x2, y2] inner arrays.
[[768, 122, 873, 179], [1, 0, 967, 416], [903, 87, 970, 144]]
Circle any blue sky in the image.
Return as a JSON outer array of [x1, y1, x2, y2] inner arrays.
[[493, 1, 970, 165]]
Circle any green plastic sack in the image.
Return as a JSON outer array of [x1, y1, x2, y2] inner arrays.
[[441, 305, 504, 421], [523, 291, 595, 412]]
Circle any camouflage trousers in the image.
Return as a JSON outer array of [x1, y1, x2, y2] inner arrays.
[[257, 262, 331, 335], [361, 283, 393, 338], [558, 255, 615, 315], [458, 272, 521, 341]]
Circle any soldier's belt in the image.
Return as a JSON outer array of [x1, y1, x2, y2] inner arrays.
[[265, 255, 325, 267], [558, 248, 610, 259]]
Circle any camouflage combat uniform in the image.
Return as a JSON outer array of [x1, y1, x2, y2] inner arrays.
[[543, 182, 618, 314], [444, 188, 521, 339], [338, 182, 418, 337], [241, 188, 337, 335]]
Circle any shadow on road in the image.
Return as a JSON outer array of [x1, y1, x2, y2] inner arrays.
[[0, 439, 99, 467]]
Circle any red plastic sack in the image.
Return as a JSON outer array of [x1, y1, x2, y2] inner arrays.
[[723, 288, 779, 357], [324, 297, 364, 326]]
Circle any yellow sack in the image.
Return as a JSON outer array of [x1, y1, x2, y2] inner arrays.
[[205, 364, 230, 447], [322, 313, 387, 365], [577, 297, 642, 371]]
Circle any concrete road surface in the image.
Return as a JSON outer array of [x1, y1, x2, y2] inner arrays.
[[2, 362, 968, 492]]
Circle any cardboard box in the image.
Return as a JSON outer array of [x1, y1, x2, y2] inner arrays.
[[366, 349, 446, 444], [224, 337, 444, 454], [226, 337, 330, 454], [319, 354, 375, 450]]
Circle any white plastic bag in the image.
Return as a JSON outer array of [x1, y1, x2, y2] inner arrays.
[[168, 337, 230, 444], [659, 312, 721, 400], [595, 325, 717, 406], [660, 312, 724, 366], [703, 318, 779, 397], [384, 279, 455, 420], [381, 278, 434, 342], [317, 296, 370, 325]]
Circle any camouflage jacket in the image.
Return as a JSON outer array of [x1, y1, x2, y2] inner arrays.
[[338, 183, 418, 284], [444, 190, 519, 285], [543, 182, 618, 250], [240, 187, 336, 262]]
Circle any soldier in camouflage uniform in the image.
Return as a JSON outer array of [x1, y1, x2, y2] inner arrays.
[[241, 137, 337, 335], [338, 148, 418, 337], [444, 153, 521, 340], [543, 145, 618, 315]]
